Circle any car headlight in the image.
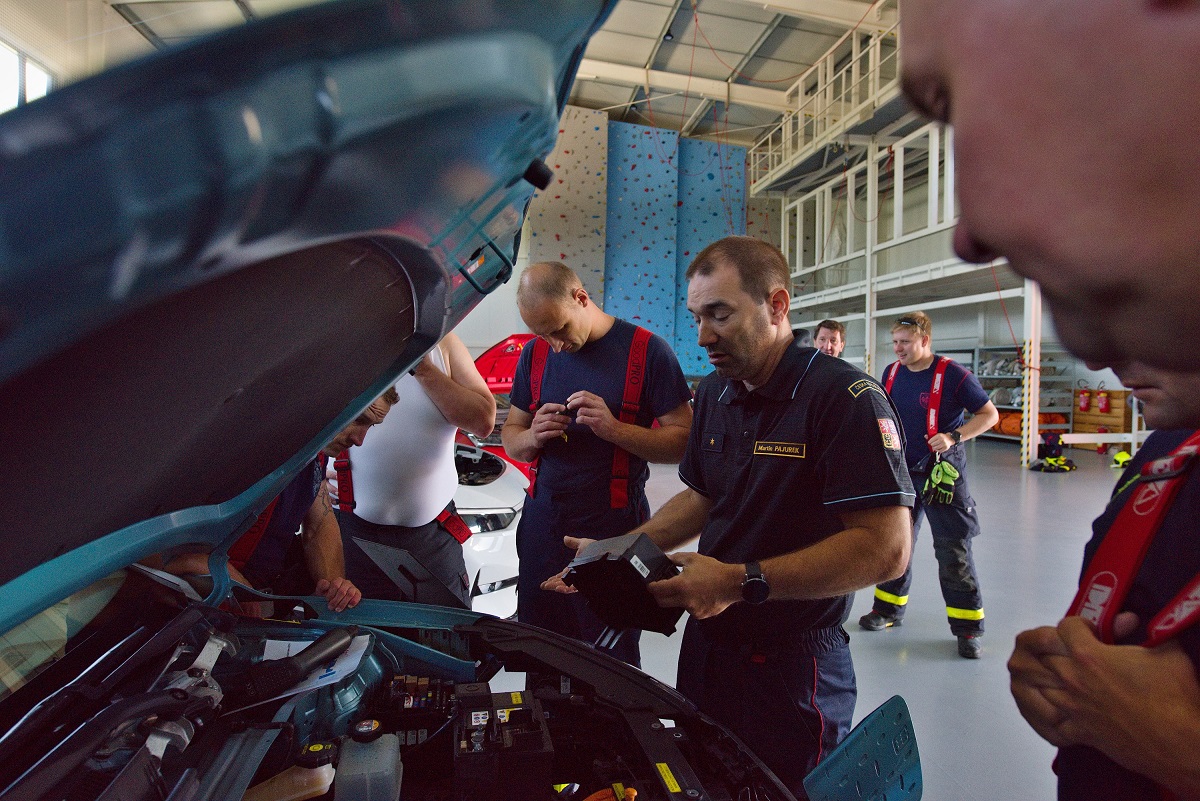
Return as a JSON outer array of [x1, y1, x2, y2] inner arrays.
[[473, 575, 519, 596], [458, 509, 517, 534]]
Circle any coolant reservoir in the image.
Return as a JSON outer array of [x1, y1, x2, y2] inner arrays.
[[335, 733, 403, 801], [242, 764, 334, 801], [243, 742, 337, 801]]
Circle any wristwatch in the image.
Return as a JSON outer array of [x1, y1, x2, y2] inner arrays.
[[950, 429, 963, 444], [741, 561, 770, 605]]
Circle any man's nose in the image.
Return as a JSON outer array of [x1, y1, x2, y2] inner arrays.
[[350, 427, 368, 446], [696, 320, 716, 347]]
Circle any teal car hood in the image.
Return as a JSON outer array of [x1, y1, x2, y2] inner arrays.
[[0, 0, 615, 635]]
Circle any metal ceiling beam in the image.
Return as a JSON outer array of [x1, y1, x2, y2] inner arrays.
[[233, 0, 256, 21], [680, 13, 786, 137], [620, 0, 689, 124], [111, 4, 166, 50], [727, 0, 896, 30], [578, 58, 791, 111]]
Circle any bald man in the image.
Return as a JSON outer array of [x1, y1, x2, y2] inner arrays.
[[502, 262, 693, 666]]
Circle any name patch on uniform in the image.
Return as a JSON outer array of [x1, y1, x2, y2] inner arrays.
[[878, 418, 902, 451], [702, 433, 724, 452], [848, 378, 886, 399], [753, 441, 806, 458]]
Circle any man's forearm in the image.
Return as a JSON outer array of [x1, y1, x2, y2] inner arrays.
[[606, 421, 690, 463], [414, 366, 496, 438], [630, 487, 711, 552], [302, 488, 346, 581], [759, 506, 911, 600], [501, 421, 542, 464]]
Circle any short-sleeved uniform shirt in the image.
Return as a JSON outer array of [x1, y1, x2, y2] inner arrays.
[[680, 346, 915, 642], [240, 459, 321, 588], [884, 357, 991, 468], [1055, 428, 1200, 800], [510, 318, 693, 498]]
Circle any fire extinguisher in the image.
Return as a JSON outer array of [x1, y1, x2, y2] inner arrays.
[[1078, 384, 1092, 413], [1096, 425, 1110, 455], [1097, 387, 1111, 414]]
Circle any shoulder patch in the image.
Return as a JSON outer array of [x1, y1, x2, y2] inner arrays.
[[878, 418, 902, 451], [848, 378, 886, 398]]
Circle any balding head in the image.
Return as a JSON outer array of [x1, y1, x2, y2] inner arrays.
[[517, 262, 583, 311]]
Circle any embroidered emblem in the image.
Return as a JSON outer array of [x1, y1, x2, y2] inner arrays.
[[849, 378, 887, 398], [878, 418, 902, 451]]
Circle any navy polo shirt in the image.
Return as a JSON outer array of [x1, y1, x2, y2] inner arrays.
[[884, 356, 991, 467], [510, 318, 693, 496], [680, 346, 915, 642], [241, 459, 322, 588], [1056, 429, 1200, 799]]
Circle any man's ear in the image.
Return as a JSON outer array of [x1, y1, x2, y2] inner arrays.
[[768, 287, 790, 324], [574, 287, 589, 307]]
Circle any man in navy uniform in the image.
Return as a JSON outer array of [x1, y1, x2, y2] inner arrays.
[[503, 261, 693, 667], [548, 236, 913, 798], [859, 311, 998, 658]]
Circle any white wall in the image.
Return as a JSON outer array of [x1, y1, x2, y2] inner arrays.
[[0, 0, 151, 84]]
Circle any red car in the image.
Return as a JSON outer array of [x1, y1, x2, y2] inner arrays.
[[469, 334, 536, 478]]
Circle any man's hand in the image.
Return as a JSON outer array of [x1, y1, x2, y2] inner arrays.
[[1044, 616, 1200, 755], [531, 403, 571, 447], [540, 536, 596, 593], [647, 552, 743, 619], [315, 577, 361, 612], [567, 391, 618, 440], [926, 432, 955, 454], [1010, 613, 1200, 796], [1009, 624, 1073, 746]]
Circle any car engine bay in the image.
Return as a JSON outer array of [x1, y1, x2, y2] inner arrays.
[[0, 571, 792, 801]]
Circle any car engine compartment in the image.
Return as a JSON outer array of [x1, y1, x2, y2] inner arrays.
[[0, 571, 792, 801]]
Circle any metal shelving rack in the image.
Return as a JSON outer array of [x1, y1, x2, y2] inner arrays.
[[973, 346, 1074, 443]]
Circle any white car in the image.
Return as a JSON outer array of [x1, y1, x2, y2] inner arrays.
[[454, 440, 525, 618]]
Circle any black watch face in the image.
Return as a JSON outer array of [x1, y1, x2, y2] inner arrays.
[[742, 576, 769, 605]]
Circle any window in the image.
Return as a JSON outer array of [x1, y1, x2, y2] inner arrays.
[[0, 40, 53, 114]]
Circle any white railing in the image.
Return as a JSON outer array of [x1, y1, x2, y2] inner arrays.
[[748, 12, 901, 194]]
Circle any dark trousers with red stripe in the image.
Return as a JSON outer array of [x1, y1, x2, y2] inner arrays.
[[676, 620, 856, 800]]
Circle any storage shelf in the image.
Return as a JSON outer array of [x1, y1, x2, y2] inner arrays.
[[977, 345, 1078, 447]]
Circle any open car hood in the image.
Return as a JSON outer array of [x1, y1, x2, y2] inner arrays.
[[0, 0, 615, 634]]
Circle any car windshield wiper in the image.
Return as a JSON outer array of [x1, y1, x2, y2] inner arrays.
[[0, 605, 224, 789]]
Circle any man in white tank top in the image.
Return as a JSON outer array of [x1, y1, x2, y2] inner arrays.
[[331, 333, 496, 605]]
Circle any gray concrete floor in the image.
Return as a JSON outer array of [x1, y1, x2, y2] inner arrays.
[[637, 438, 1119, 801]]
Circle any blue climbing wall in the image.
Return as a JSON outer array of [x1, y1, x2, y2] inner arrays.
[[674, 138, 747, 378], [604, 121, 680, 343]]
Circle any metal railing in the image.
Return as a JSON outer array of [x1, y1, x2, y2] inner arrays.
[[748, 12, 900, 194]]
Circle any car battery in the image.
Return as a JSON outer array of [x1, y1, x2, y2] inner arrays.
[[562, 533, 684, 635], [452, 683, 553, 800]]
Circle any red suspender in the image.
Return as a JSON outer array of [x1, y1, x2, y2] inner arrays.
[[524, 328, 651, 509], [925, 356, 949, 440], [610, 327, 652, 508], [228, 496, 281, 570], [333, 449, 355, 511], [437, 507, 474, 544], [525, 337, 551, 498], [883, 356, 949, 442], [883, 360, 902, 393], [1067, 429, 1200, 647]]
